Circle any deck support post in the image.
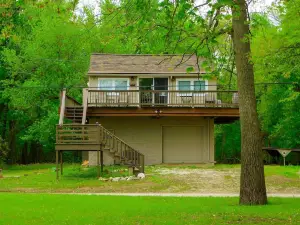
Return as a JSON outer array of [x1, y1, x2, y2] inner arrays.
[[56, 150, 59, 180], [100, 148, 104, 174], [60, 150, 63, 175], [139, 155, 145, 173], [97, 149, 100, 178]]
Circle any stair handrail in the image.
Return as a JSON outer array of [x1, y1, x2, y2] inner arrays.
[[98, 124, 145, 172], [99, 124, 143, 155]]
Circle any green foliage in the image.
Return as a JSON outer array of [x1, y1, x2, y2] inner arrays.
[[251, 1, 300, 149], [0, 0, 299, 164], [0, 0, 97, 163], [1, 194, 300, 224], [0, 137, 9, 168], [215, 121, 241, 163], [216, 1, 300, 161]]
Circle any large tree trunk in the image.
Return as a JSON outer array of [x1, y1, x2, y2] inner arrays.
[[231, 0, 267, 205]]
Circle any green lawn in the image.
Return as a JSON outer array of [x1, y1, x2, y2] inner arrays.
[[0, 164, 189, 193], [0, 164, 299, 193], [0, 194, 300, 225]]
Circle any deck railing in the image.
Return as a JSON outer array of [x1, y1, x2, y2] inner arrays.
[[87, 90, 239, 108], [56, 124, 145, 172], [56, 124, 101, 144]]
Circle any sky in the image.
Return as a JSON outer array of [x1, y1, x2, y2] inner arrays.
[[77, 0, 276, 15]]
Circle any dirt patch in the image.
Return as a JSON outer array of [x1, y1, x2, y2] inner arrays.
[[266, 175, 300, 194], [1, 165, 300, 194], [152, 167, 300, 194], [153, 167, 240, 193]]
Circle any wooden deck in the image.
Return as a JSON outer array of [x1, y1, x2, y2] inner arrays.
[[87, 90, 239, 108], [55, 124, 145, 179], [83, 89, 239, 122]]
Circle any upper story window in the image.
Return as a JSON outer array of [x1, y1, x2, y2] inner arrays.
[[177, 79, 207, 91], [98, 78, 129, 90]]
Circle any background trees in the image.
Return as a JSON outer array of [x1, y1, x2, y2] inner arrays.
[[0, 0, 298, 168]]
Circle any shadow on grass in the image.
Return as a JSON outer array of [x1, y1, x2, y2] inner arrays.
[[4, 163, 55, 171], [62, 165, 131, 179]]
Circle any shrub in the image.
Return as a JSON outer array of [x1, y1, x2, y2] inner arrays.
[[0, 137, 9, 168]]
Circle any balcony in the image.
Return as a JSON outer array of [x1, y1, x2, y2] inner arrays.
[[87, 90, 239, 108]]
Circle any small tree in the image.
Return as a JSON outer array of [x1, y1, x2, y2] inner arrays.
[[0, 137, 9, 170]]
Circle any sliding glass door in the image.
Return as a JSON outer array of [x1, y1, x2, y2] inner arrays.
[[139, 78, 168, 106], [154, 78, 168, 105], [139, 78, 153, 105]]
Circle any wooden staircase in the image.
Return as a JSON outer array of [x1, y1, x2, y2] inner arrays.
[[56, 89, 145, 177]]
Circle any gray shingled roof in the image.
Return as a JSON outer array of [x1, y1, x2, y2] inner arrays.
[[88, 54, 205, 75]]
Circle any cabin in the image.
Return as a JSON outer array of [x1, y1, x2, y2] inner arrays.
[[56, 54, 239, 176]]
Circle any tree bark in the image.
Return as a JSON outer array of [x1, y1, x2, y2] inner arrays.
[[1, 104, 8, 140], [8, 120, 17, 164], [231, 0, 267, 205]]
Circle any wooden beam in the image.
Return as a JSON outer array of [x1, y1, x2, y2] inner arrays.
[[55, 144, 102, 151], [87, 107, 239, 117], [60, 151, 63, 175], [100, 149, 104, 174], [139, 155, 145, 173], [82, 88, 88, 124], [56, 151, 59, 180], [97, 148, 100, 178], [59, 89, 66, 125]]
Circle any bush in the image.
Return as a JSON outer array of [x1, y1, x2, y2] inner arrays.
[[0, 137, 9, 168]]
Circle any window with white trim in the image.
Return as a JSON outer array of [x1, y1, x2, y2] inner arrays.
[[194, 80, 206, 91], [176, 78, 207, 96], [178, 81, 191, 91], [98, 78, 129, 90], [177, 79, 207, 92]]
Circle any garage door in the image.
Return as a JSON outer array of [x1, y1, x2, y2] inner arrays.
[[163, 126, 208, 163]]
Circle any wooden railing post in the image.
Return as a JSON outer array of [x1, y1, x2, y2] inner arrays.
[[82, 88, 88, 125], [59, 88, 66, 125]]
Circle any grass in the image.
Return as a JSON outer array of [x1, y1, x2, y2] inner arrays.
[[0, 194, 300, 225], [264, 165, 300, 178], [0, 164, 299, 193], [0, 164, 189, 193]]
